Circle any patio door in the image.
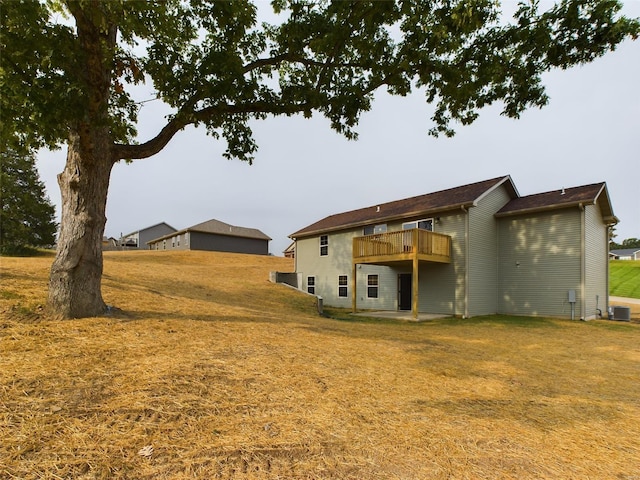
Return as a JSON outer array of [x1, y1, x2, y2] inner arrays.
[[398, 274, 412, 310]]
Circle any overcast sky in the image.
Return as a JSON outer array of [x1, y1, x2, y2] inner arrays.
[[36, 1, 640, 255]]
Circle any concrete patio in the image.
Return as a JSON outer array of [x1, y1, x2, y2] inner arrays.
[[351, 311, 451, 322]]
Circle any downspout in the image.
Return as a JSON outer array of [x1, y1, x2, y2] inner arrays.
[[579, 203, 586, 320], [606, 225, 611, 318], [461, 205, 469, 319]]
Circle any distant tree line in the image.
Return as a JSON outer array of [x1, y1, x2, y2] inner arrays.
[[610, 238, 640, 250]]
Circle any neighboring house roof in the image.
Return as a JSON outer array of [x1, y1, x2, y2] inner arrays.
[[148, 218, 271, 244], [283, 242, 296, 255], [610, 248, 640, 257], [122, 222, 177, 237], [495, 182, 618, 224], [291, 176, 518, 238]]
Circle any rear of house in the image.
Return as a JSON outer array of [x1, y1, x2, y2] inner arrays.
[[290, 176, 616, 320]]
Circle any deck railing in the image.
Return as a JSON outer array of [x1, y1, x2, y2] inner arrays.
[[353, 229, 451, 261]]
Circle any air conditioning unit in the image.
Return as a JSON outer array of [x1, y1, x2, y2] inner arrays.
[[612, 306, 631, 321]]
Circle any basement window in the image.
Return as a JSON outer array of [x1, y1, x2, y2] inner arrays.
[[307, 276, 315, 295], [338, 275, 348, 297], [367, 275, 379, 298]]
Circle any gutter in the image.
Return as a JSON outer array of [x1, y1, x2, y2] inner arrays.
[[291, 203, 475, 239], [579, 203, 586, 320]]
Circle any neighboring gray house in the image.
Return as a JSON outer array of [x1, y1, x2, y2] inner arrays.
[[290, 176, 617, 320], [610, 248, 640, 260], [147, 218, 271, 255], [119, 222, 177, 249]]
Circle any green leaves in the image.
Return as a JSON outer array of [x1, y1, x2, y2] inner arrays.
[[2, 0, 638, 159], [0, 147, 58, 253]]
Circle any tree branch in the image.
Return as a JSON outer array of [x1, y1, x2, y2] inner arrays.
[[112, 100, 312, 161]]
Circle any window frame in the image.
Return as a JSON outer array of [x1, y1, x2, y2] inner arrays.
[[402, 218, 434, 231], [367, 274, 379, 298], [338, 275, 348, 297], [320, 235, 328, 256], [363, 224, 388, 236]]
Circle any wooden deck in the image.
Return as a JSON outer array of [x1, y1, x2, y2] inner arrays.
[[352, 229, 451, 265], [352, 229, 452, 319]]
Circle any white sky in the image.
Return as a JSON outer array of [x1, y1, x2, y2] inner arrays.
[[37, 1, 640, 255]]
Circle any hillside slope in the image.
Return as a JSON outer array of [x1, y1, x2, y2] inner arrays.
[[1, 251, 639, 479]]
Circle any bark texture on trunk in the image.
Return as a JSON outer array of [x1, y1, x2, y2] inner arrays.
[[48, 132, 114, 318], [47, 3, 118, 318]]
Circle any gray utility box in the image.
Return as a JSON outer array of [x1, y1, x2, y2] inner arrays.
[[609, 306, 631, 321]]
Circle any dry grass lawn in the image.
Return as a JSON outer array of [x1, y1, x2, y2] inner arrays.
[[1, 250, 639, 479]]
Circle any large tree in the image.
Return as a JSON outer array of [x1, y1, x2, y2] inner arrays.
[[1, 0, 638, 318], [0, 147, 58, 254]]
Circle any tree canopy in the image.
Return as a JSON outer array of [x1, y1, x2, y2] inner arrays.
[[0, 147, 58, 254], [4, 1, 638, 159], [1, 0, 638, 317]]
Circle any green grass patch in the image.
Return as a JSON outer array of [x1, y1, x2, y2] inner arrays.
[[610, 260, 640, 298], [0, 290, 22, 300]]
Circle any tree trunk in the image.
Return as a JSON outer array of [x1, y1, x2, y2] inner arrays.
[[48, 131, 114, 318]]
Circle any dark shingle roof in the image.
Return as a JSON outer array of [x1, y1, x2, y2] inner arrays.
[[122, 222, 177, 237], [291, 176, 515, 238], [148, 219, 271, 243], [610, 248, 640, 256], [188, 219, 271, 240], [495, 182, 616, 223]]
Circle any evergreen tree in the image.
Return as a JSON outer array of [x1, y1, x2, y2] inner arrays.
[[0, 147, 58, 254]]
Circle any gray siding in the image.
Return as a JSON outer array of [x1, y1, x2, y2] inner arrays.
[[296, 230, 396, 310], [190, 232, 268, 255], [584, 203, 608, 319], [419, 212, 466, 315], [497, 209, 582, 318], [296, 211, 467, 314], [468, 185, 512, 316], [139, 224, 176, 249], [296, 231, 356, 308], [150, 231, 268, 255]]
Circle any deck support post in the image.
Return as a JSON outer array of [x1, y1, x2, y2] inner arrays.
[[352, 262, 358, 313], [412, 231, 419, 319]]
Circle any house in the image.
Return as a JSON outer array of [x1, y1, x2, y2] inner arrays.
[[283, 242, 296, 259], [101, 236, 117, 250], [610, 248, 640, 260], [290, 176, 617, 320], [147, 218, 271, 255], [119, 222, 177, 249]]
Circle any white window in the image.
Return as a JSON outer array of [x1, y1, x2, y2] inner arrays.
[[338, 275, 348, 297], [367, 275, 379, 298], [320, 235, 328, 256], [403, 219, 433, 231], [363, 224, 388, 235]]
